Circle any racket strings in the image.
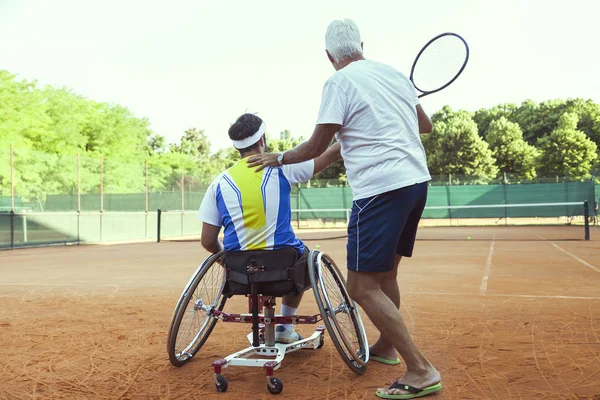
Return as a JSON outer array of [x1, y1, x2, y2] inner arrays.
[[412, 36, 468, 93]]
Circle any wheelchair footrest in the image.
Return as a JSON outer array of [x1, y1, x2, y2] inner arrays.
[[211, 329, 324, 373]]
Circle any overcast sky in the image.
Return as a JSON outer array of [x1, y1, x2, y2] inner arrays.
[[1, 0, 598, 151]]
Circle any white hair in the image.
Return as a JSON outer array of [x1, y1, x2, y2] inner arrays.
[[325, 19, 363, 63]]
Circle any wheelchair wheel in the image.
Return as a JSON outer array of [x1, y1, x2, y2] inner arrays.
[[167, 251, 227, 367], [309, 250, 369, 375]]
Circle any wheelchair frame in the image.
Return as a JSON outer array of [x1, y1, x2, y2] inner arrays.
[[167, 249, 369, 395]]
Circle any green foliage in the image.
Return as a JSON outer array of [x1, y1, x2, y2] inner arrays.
[[536, 113, 598, 179], [425, 108, 498, 183], [511, 98, 600, 145], [431, 105, 473, 125], [0, 71, 156, 198], [486, 117, 538, 180], [266, 133, 305, 153], [3, 67, 600, 200], [473, 103, 518, 138]]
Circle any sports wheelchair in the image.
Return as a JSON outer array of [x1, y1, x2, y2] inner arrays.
[[167, 247, 369, 395]]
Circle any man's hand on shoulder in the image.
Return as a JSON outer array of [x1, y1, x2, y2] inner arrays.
[[247, 152, 280, 172]]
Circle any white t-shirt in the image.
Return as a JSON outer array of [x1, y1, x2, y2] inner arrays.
[[317, 59, 431, 200], [197, 158, 314, 253]]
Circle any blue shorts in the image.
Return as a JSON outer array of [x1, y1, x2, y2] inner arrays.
[[347, 182, 428, 272]]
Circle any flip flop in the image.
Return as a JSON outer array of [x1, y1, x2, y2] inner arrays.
[[370, 353, 401, 365], [376, 382, 442, 399]]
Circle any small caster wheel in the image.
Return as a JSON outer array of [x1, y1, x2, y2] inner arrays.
[[317, 335, 325, 349], [267, 377, 283, 394], [215, 374, 228, 392]]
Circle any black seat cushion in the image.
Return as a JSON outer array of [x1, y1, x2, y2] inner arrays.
[[223, 247, 310, 297]]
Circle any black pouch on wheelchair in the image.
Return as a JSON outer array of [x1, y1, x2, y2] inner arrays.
[[223, 247, 310, 297]]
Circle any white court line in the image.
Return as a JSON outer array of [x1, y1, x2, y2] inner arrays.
[[480, 235, 496, 295], [0, 282, 119, 288], [406, 291, 600, 300], [551, 243, 600, 274]]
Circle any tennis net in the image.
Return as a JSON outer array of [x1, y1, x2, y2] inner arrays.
[[157, 201, 593, 242]]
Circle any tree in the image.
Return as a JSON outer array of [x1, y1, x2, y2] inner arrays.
[[486, 117, 538, 180], [512, 98, 600, 147], [279, 130, 291, 140], [170, 128, 210, 159], [473, 103, 518, 138], [266, 133, 304, 153], [0, 70, 161, 197], [424, 110, 498, 182], [536, 113, 598, 179], [431, 105, 473, 125], [147, 133, 167, 155], [565, 98, 600, 149]]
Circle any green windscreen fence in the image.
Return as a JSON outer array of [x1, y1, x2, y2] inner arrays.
[[44, 191, 208, 212], [297, 181, 596, 219], [1, 181, 597, 249], [421, 182, 595, 219]]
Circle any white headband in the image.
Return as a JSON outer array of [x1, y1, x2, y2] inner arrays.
[[232, 123, 265, 149]]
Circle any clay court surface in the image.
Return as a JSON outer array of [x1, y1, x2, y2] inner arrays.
[[1, 226, 599, 400]]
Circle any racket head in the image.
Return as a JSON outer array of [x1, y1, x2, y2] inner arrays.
[[409, 32, 469, 98]]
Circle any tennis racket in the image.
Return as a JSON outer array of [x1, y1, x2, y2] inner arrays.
[[409, 32, 469, 98]]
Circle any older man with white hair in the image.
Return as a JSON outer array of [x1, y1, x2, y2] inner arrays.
[[248, 19, 441, 399]]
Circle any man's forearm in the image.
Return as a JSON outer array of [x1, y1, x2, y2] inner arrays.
[[283, 141, 320, 165], [283, 123, 340, 165]]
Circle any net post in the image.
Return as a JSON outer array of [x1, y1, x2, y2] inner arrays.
[[10, 144, 15, 249], [100, 156, 104, 212], [181, 168, 184, 237], [77, 153, 81, 213], [145, 161, 149, 240], [565, 175, 569, 218], [145, 160, 149, 213], [10, 144, 14, 213], [584, 201, 590, 241], [22, 214, 27, 243], [503, 172, 508, 226], [100, 155, 104, 242], [77, 153, 81, 245], [445, 184, 453, 225], [10, 210, 14, 250], [157, 209, 162, 243]]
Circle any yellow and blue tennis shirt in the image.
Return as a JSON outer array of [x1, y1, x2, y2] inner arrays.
[[197, 157, 314, 254]]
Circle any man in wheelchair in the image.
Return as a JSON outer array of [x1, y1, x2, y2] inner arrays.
[[197, 113, 341, 344]]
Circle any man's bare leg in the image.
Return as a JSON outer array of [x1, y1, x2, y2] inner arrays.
[[369, 255, 402, 361], [347, 270, 440, 396]]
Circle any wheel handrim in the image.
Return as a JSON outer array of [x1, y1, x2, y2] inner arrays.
[[316, 252, 369, 367], [174, 257, 226, 360]]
